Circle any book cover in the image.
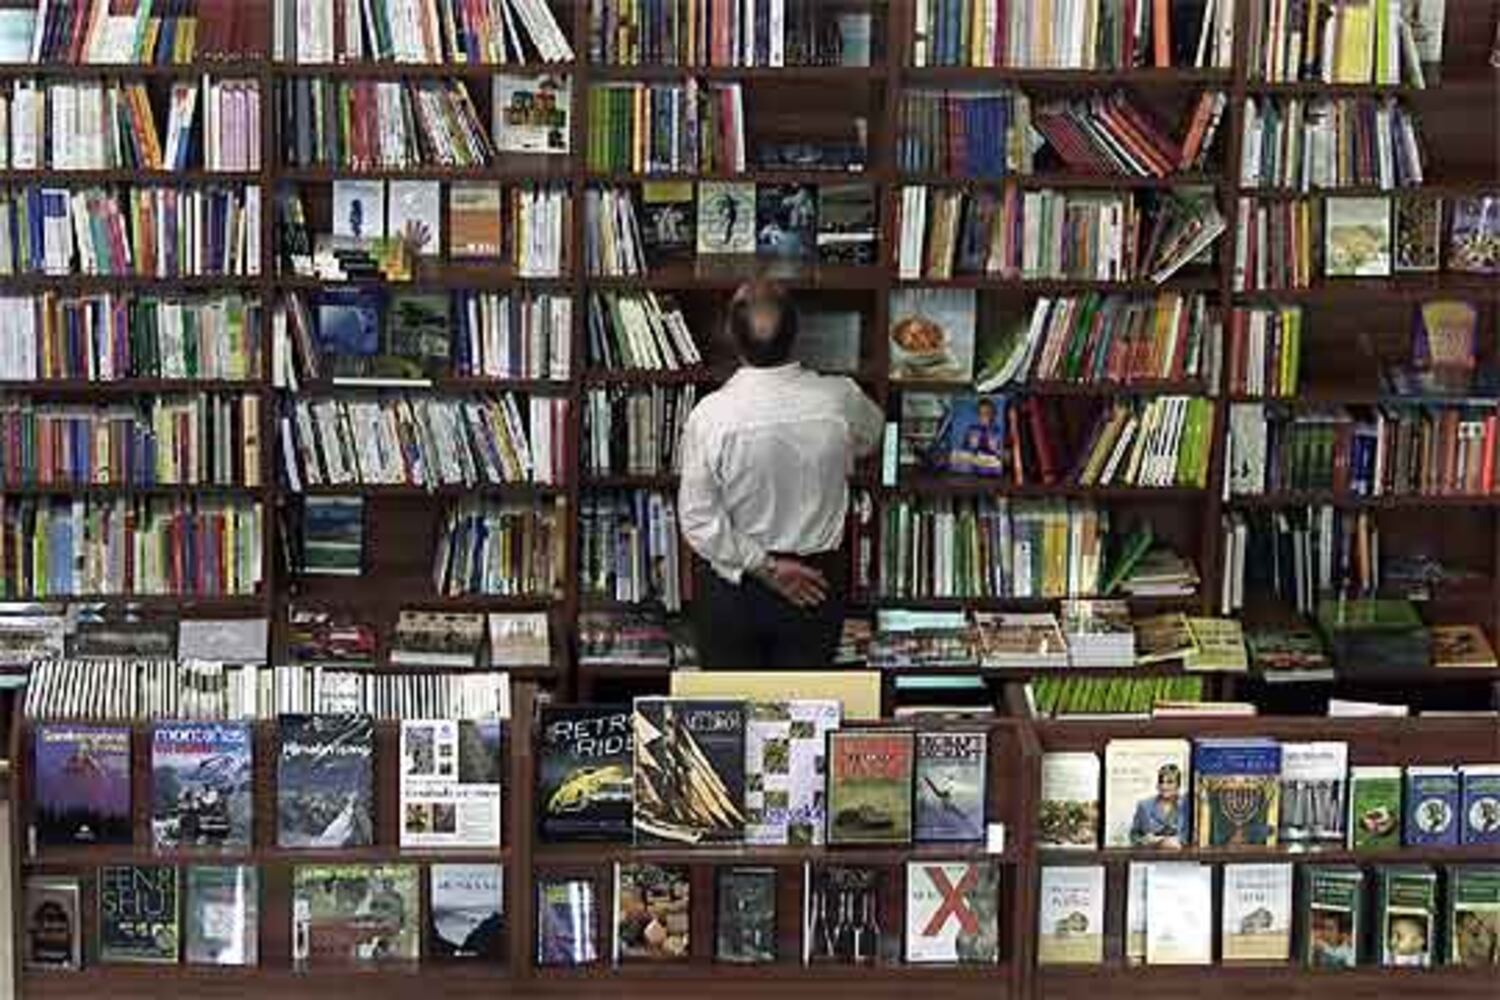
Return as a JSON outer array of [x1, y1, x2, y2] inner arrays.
[[150, 722, 253, 849], [1103, 738, 1192, 849], [536, 705, 633, 842], [1036, 866, 1104, 965], [390, 611, 485, 666], [1449, 195, 1500, 273], [793, 309, 862, 373], [448, 182, 503, 258], [1412, 300, 1478, 371], [804, 865, 886, 963], [33, 723, 132, 846], [1039, 752, 1101, 849], [184, 865, 258, 966], [904, 861, 1000, 964], [755, 183, 817, 259], [1133, 613, 1201, 665], [22, 876, 80, 970], [715, 867, 777, 963], [613, 862, 690, 962], [1376, 865, 1437, 967], [1446, 865, 1500, 967], [1279, 741, 1349, 849], [1221, 863, 1293, 963], [1192, 738, 1281, 847], [640, 181, 696, 264], [99, 865, 179, 964], [492, 74, 570, 154], [1301, 866, 1365, 968], [292, 864, 419, 965], [816, 183, 877, 265], [632, 698, 747, 845], [744, 699, 841, 846], [388, 180, 441, 257], [1181, 617, 1248, 672], [1394, 194, 1441, 272], [332, 179, 386, 241], [1430, 625, 1498, 668], [399, 718, 503, 849], [429, 863, 504, 961], [909, 394, 1010, 477], [695, 181, 756, 254], [1324, 196, 1393, 277], [1404, 766, 1459, 847], [276, 714, 375, 849], [826, 728, 915, 845], [914, 730, 987, 842], [1144, 862, 1212, 965], [299, 496, 365, 575], [1348, 765, 1403, 850], [384, 293, 452, 378], [1124, 862, 1150, 965], [314, 287, 383, 374], [1460, 764, 1500, 845], [536, 877, 598, 966], [888, 288, 977, 383]]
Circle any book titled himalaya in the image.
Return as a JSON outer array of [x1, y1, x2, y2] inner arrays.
[[33, 723, 133, 846], [904, 861, 1000, 964], [826, 729, 915, 845], [1404, 767, 1459, 847], [632, 698, 746, 845], [715, 867, 777, 963], [429, 864, 504, 961], [536, 705, 633, 842], [399, 718, 503, 850], [185, 865, 258, 966], [744, 700, 841, 846], [914, 731, 987, 843], [99, 865, 180, 964], [1192, 738, 1281, 848], [293, 865, 419, 966], [150, 722, 253, 850], [277, 714, 375, 849]]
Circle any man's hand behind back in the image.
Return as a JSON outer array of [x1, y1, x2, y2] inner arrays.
[[753, 556, 829, 608]]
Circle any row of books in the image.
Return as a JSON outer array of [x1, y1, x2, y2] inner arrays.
[[1241, 96, 1427, 191], [279, 78, 494, 169], [289, 607, 550, 668], [582, 384, 697, 477], [577, 608, 692, 668], [1245, 0, 1446, 86], [281, 393, 568, 488], [25, 657, 261, 721], [433, 498, 565, 596], [1224, 304, 1302, 397], [0, 185, 261, 277], [578, 489, 686, 610], [587, 0, 873, 68], [1219, 507, 1381, 617], [1032, 90, 1227, 178], [1037, 863, 1498, 968], [277, 0, 574, 64], [1227, 401, 1500, 497], [24, 862, 502, 969], [22, 0, 271, 64], [0, 394, 263, 488], [894, 186, 1225, 283], [586, 80, 746, 174], [585, 289, 702, 370], [894, 88, 1033, 179], [910, 0, 1236, 70], [0, 293, 262, 382], [0, 498, 264, 598], [270, 665, 512, 717], [1025, 674, 1208, 717]]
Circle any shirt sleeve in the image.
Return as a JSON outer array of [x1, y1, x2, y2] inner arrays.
[[842, 378, 886, 458], [676, 411, 767, 584]]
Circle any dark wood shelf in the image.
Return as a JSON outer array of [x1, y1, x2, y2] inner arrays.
[[0, 484, 268, 498], [589, 64, 888, 82], [0, 275, 264, 292], [900, 67, 1232, 86], [1036, 843, 1500, 864], [893, 274, 1221, 293], [297, 482, 566, 498], [897, 172, 1223, 190], [882, 478, 1207, 500], [297, 376, 573, 394], [859, 594, 1198, 612], [278, 270, 574, 292], [581, 368, 723, 385], [892, 379, 1210, 397], [590, 261, 886, 290], [1, 169, 262, 183], [1227, 491, 1500, 509], [277, 60, 573, 78], [279, 160, 575, 182], [0, 379, 267, 394], [0, 61, 269, 77], [26, 844, 511, 866], [534, 842, 1017, 864], [1234, 278, 1500, 302]]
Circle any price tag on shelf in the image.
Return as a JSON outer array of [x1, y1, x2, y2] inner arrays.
[[986, 822, 1007, 855]]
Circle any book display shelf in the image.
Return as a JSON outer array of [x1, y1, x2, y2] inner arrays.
[[0, 0, 1497, 998]]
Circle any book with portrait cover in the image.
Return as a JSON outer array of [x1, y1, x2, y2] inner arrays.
[[1404, 766, 1459, 847], [743, 699, 841, 846], [715, 867, 777, 963], [276, 714, 375, 849], [536, 876, 598, 966], [292, 864, 420, 965], [1376, 865, 1437, 967], [1446, 865, 1500, 967], [1221, 862, 1293, 963], [429, 863, 504, 961], [632, 698, 746, 845], [1460, 765, 1500, 845], [826, 728, 915, 845], [904, 861, 1000, 964], [33, 723, 132, 846], [1192, 738, 1281, 848], [1103, 738, 1192, 849], [22, 876, 81, 970], [613, 862, 690, 962], [185, 865, 258, 966], [914, 731, 987, 843], [1301, 865, 1365, 968], [1036, 865, 1104, 965], [399, 718, 503, 849], [151, 722, 253, 850], [99, 865, 179, 964], [537, 705, 633, 842]]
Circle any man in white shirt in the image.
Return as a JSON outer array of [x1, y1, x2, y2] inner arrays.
[[678, 282, 884, 667]]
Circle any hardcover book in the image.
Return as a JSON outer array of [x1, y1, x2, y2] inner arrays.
[[276, 714, 375, 849], [1192, 738, 1281, 848], [1036, 865, 1105, 965], [826, 728, 915, 845], [640, 181, 696, 264], [150, 722, 253, 849], [22, 876, 80, 970], [33, 723, 132, 847], [1324, 196, 1392, 277], [1144, 862, 1213, 965], [804, 865, 887, 964], [695, 181, 756, 254], [632, 698, 746, 845], [914, 730, 987, 842], [1430, 625, 1499, 668], [1038, 751, 1101, 849], [1278, 741, 1349, 849], [184, 865, 258, 966], [385, 293, 452, 378], [888, 288, 977, 383], [613, 863, 690, 962], [904, 861, 1000, 964], [99, 865, 179, 964], [1446, 865, 1500, 967], [715, 867, 777, 963], [743, 699, 841, 846], [292, 864, 419, 965], [1404, 766, 1459, 847], [1103, 738, 1192, 849], [399, 718, 503, 849], [1221, 863, 1293, 963], [429, 864, 504, 961], [755, 183, 817, 259], [298, 497, 365, 575], [1302, 865, 1365, 968], [1376, 866, 1437, 967], [536, 877, 598, 966], [1460, 765, 1500, 844], [1348, 765, 1403, 850], [536, 705, 633, 842]]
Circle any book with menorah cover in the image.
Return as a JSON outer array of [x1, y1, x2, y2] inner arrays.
[[1193, 738, 1282, 848]]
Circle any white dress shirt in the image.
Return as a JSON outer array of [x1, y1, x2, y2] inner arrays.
[[678, 362, 885, 583]]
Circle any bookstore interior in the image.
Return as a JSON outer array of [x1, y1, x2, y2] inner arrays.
[[0, 0, 1496, 998]]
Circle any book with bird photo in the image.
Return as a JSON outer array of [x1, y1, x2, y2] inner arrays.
[[826, 728, 915, 845], [914, 731, 987, 842], [631, 698, 747, 845]]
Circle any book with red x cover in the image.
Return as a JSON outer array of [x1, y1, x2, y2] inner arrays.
[[904, 861, 1001, 963]]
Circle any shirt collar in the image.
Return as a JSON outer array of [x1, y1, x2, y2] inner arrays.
[[729, 361, 804, 381]]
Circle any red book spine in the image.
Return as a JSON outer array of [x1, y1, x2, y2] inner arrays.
[[1029, 398, 1059, 485]]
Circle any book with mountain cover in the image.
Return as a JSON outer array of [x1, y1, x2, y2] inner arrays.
[[1193, 738, 1281, 847], [537, 705, 633, 841], [33, 723, 132, 846], [429, 863, 504, 961], [276, 714, 375, 849], [632, 698, 746, 845], [914, 730, 987, 842], [827, 728, 915, 845], [151, 722, 253, 849], [904, 861, 1000, 963]]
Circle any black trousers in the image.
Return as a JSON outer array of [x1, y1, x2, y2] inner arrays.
[[694, 549, 847, 669]]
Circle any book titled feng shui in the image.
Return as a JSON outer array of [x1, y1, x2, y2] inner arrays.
[[33, 723, 133, 847], [1301, 865, 1365, 968], [1460, 764, 1500, 845], [1036, 865, 1104, 966], [276, 714, 375, 849], [1446, 865, 1500, 967], [613, 863, 690, 963], [826, 728, 915, 845], [632, 698, 746, 845], [1192, 737, 1281, 848], [398, 718, 503, 849], [743, 699, 840, 846], [715, 867, 777, 964], [429, 863, 504, 961], [904, 861, 1000, 964], [184, 865, 258, 966], [99, 865, 180, 964], [536, 705, 633, 842], [150, 721, 254, 849], [914, 731, 987, 843], [292, 864, 420, 966], [1376, 866, 1438, 967], [1348, 765, 1403, 850], [1221, 863, 1293, 963], [1404, 766, 1459, 847], [1038, 752, 1101, 849]]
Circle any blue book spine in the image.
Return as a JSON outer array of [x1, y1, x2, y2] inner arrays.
[[1460, 768, 1500, 845]]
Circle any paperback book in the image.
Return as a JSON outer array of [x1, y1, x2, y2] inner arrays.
[[826, 728, 915, 845], [399, 719, 503, 849], [1193, 738, 1281, 847], [613, 863, 690, 962], [429, 864, 504, 961], [276, 714, 375, 849], [804, 865, 887, 964], [1038, 752, 1101, 849], [22, 876, 81, 970], [632, 698, 747, 845], [1036, 866, 1105, 965], [33, 723, 132, 846], [1103, 738, 1192, 849], [536, 877, 598, 966], [1461, 765, 1500, 845], [99, 865, 179, 964], [292, 864, 420, 965], [715, 867, 777, 963], [1447, 865, 1500, 967], [1278, 741, 1349, 849], [888, 288, 976, 383], [1221, 863, 1293, 963], [1405, 766, 1459, 847], [695, 181, 756, 254], [904, 861, 1000, 964], [744, 699, 841, 846], [1302, 866, 1365, 968], [536, 705, 633, 842], [914, 730, 987, 842], [1376, 866, 1437, 967], [184, 865, 258, 966], [1144, 862, 1213, 965], [150, 722, 254, 849], [1348, 765, 1403, 851], [755, 183, 817, 259]]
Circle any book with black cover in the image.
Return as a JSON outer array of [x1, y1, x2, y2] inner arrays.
[[632, 698, 746, 845], [99, 865, 179, 964], [537, 705, 633, 842], [756, 183, 817, 260], [715, 867, 777, 963], [276, 714, 375, 848]]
